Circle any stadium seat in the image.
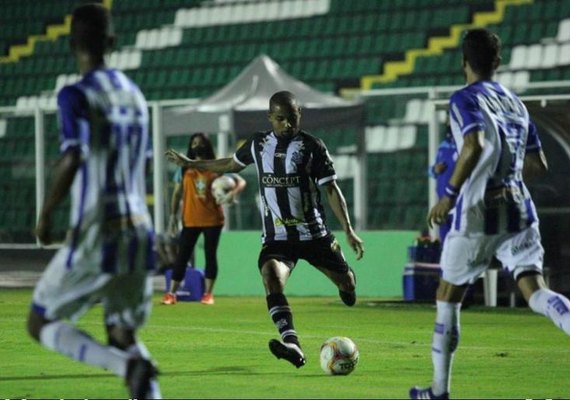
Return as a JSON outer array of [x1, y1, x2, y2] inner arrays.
[[557, 18, 570, 42], [541, 43, 559, 68], [509, 45, 528, 70], [525, 44, 543, 69], [559, 43, 570, 65]]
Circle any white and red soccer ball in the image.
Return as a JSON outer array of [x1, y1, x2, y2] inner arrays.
[[319, 336, 359, 375]]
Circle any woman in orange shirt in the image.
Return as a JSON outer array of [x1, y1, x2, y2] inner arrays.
[[161, 133, 245, 305]]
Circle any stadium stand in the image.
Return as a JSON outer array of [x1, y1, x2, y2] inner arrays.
[[1, 0, 570, 242]]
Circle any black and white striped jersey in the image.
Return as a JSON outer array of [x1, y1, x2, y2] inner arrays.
[[234, 130, 337, 243]]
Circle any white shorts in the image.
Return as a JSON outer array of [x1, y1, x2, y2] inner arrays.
[[441, 224, 544, 286], [32, 225, 154, 329]]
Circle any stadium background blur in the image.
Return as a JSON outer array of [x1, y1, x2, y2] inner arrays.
[[1, 0, 570, 299]]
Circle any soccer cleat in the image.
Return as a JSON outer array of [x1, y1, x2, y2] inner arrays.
[[200, 293, 215, 305], [268, 339, 306, 368], [339, 267, 357, 306], [126, 357, 159, 399], [339, 289, 356, 306], [409, 386, 449, 400], [160, 293, 176, 305]]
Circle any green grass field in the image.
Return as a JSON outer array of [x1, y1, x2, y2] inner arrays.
[[1, 288, 569, 399]]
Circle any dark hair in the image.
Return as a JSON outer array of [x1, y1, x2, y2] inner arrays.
[[462, 28, 501, 78], [71, 3, 114, 55], [181, 133, 215, 175], [269, 91, 298, 111]]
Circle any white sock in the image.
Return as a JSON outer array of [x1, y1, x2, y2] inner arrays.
[[40, 321, 129, 377], [127, 342, 162, 400], [431, 301, 461, 396], [529, 288, 570, 334]]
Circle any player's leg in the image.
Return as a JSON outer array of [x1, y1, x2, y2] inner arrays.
[[28, 251, 135, 382], [306, 235, 356, 306], [411, 233, 490, 399], [200, 225, 223, 304], [498, 224, 570, 334], [259, 243, 305, 368], [410, 280, 466, 400], [27, 310, 134, 376], [107, 325, 160, 399], [518, 272, 570, 334], [105, 272, 161, 399], [162, 227, 200, 304]]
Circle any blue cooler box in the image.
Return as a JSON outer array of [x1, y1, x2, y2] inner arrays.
[[403, 263, 441, 301], [164, 267, 205, 302]]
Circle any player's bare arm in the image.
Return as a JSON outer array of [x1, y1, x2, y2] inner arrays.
[[523, 150, 548, 182], [324, 181, 364, 260], [36, 149, 81, 245], [427, 130, 483, 228], [165, 148, 244, 173]]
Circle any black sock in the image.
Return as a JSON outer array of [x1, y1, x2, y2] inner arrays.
[[266, 293, 300, 346]]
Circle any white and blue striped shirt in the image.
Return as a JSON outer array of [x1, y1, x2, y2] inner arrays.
[[58, 68, 154, 273], [448, 80, 542, 235]]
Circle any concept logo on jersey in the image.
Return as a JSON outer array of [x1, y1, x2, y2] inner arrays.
[[261, 174, 301, 188]]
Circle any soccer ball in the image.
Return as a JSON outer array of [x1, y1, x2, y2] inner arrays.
[[211, 175, 236, 205], [319, 336, 359, 375]]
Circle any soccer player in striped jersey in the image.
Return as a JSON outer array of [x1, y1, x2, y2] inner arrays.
[[166, 90, 364, 368], [410, 28, 570, 400], [27, 4, 161, 399]]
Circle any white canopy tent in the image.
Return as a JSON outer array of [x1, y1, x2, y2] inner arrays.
[[162, 54, 364, 137]]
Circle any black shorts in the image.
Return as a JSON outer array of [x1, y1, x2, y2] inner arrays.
[[258, 234, 349, 273]]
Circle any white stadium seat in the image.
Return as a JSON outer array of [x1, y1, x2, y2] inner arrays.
[[157, 28, 170, 48], [509, 45, 527, 70], [541, 43, 559, 68], [126, 50, 142, 70], [0, 119, 6, 138], [419, 100, 433, 124], [332, 155, 356, 179], [557, 18, 570, 42], [558, 43, 570, 65], [55, 74, 68, 91], [135, 29, 149, 49], [403, 99, 423, 123], [512, 70, 530, 91], [525, 44, 543, 69], [497, 71, 513, 87], [383, 126, 400, 152], [399, 125, 417, 149]]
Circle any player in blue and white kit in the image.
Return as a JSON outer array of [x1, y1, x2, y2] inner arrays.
[[410, 29, 570, 399], [429, 124, 458, 243], [27, 5, 161, 399]]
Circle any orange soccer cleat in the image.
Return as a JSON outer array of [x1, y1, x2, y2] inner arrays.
[[200, 293, 214, 305], [160, 292, 177, 305]]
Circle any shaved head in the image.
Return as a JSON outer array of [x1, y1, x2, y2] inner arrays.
[[268, 91, 301, 139], [269, 91, 298, 112]]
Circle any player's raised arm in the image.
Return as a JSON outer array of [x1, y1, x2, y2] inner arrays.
[[165, 148, 243, 173]]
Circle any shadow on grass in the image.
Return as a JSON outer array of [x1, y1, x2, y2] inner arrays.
[[0, 366, 287, 382]]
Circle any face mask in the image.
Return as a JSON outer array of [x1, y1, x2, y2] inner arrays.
[[193, 144, 209, 157]]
